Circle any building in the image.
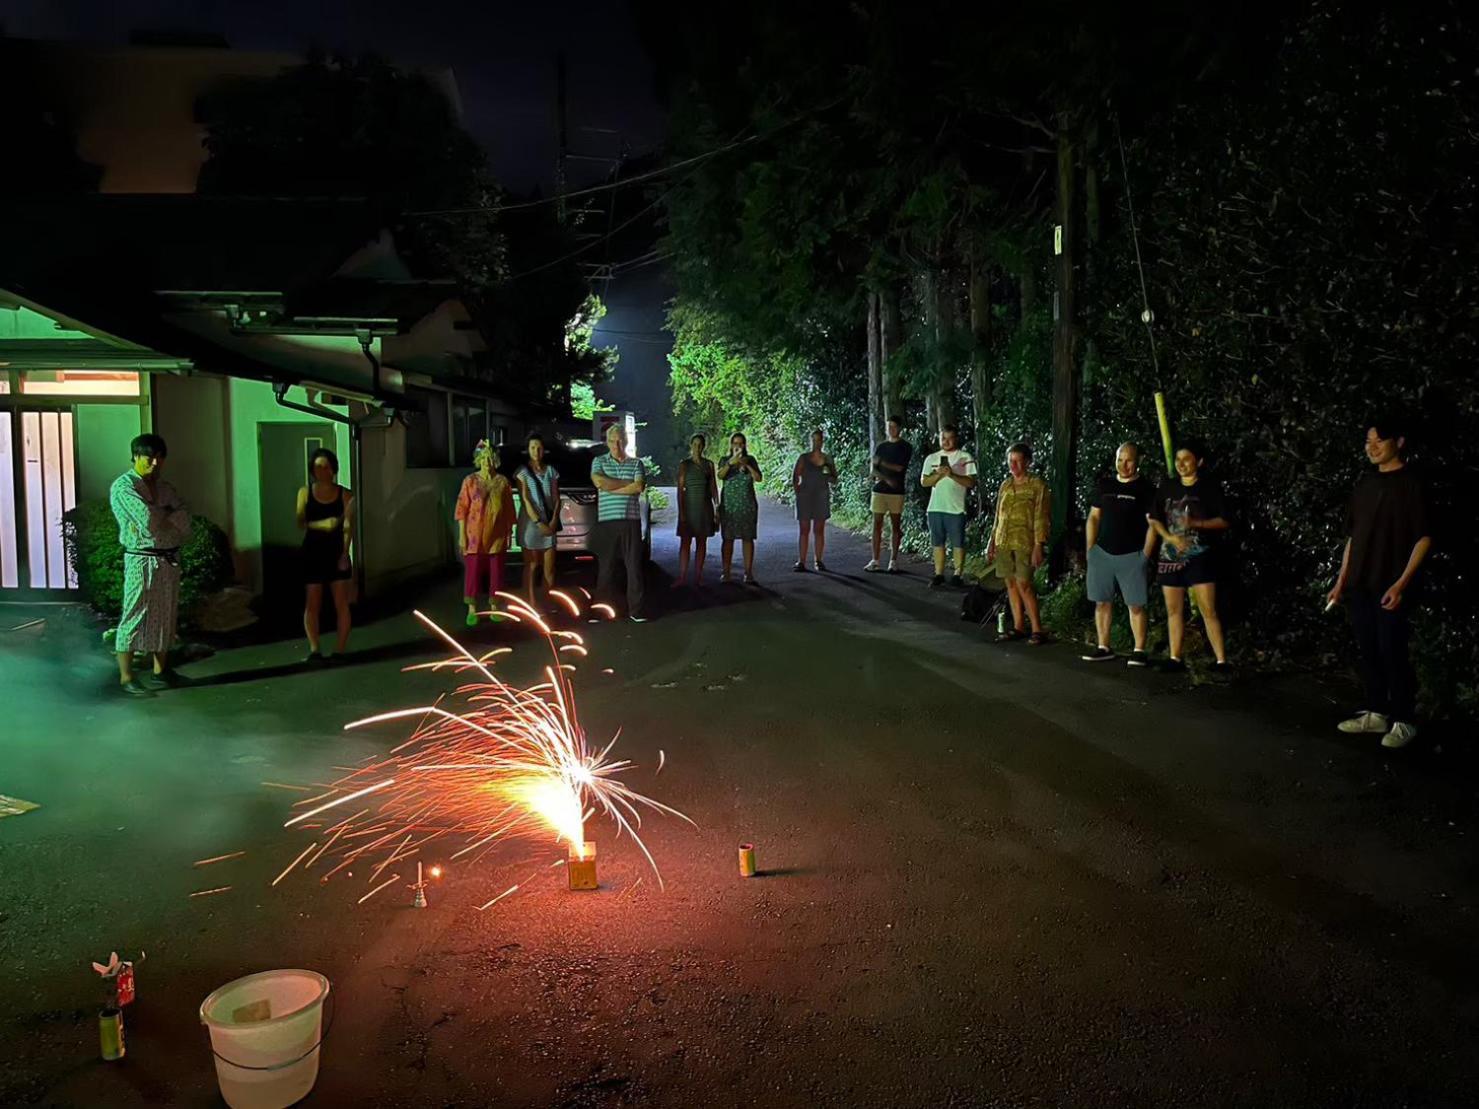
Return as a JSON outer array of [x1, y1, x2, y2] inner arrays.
[[0, 37, 552, 606]]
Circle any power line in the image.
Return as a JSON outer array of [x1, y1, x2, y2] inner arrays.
[[408, 93, 847, 220]]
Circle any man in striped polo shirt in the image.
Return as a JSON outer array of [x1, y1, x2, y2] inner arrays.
[[590, 422, 649, 622]]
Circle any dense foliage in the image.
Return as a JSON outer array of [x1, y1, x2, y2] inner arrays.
[[62, 502, 234, 630], [646, 1, 1477, 715]]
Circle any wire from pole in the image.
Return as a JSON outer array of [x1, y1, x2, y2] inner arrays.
[[1112, 111, 1161, 380]]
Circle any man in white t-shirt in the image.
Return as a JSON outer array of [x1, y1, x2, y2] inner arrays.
[[919, 423, 977, 588]]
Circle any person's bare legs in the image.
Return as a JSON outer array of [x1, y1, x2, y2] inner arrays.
[[524, 554, 539, 604], [797, 521, 810, 566], [721, 539, 734, 580], [1164, 586, 1186, 660], [932, 546, 947, 577], [116, 651, 134, 685], [1019, 577, 1043, 634], [540, 548, 557, 595], [871, 514, 885, 561], [1095, 601, 1114, 649], [330, 579, 353, 654], [1128, 604, 1149, 652], [677, 537, 692, 586], [889, 514, 903, 564], [952, 545, 966, 579], [694, 537, 707, 584], [1190, 582, 1227, 663], [1004, 578, 1025, 631], [150, 650, 168, 676], [304, 583, 324, 654], [742, 539, 756, 578], [813, 521, 826, 565]]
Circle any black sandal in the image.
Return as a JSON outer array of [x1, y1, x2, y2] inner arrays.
[[1027, 632, 1047, 646], [995, 628, 1024, 643]]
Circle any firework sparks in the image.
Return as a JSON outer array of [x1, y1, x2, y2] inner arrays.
[[276, 595, 691, 908]]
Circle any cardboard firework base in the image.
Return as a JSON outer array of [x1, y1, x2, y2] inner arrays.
[[567, 842, 598, 891], [738, 843, 757, 878]]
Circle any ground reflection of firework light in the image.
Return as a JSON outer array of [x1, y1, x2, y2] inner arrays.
[[279, 597, 691, 907]]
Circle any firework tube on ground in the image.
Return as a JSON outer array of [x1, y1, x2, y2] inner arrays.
[[99, 1007, 125, 1061], [567, 841, 598, 891], [1154, 391, 1174, 474], [738, 843, 757, 878]]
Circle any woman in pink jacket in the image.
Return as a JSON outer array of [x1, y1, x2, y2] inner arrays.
[[455, 440, 516, 626]]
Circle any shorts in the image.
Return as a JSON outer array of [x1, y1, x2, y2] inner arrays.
[[995, 545, 1036, 582], [1087, 545, 1149, 607], [1157, 552, 1219, 589], [927, 511, 966, 550], [871, 493, 905, 516]]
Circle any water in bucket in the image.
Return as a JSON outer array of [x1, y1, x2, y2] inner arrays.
[[199, 969, 329, 1109]]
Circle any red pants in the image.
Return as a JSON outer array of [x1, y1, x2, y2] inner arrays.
[[463, 551, 506, 603]]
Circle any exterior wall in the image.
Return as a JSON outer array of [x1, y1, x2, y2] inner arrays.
[[73, 404, 144, 503], [150, 374, 230, 534], [358, 419, 455, 595]]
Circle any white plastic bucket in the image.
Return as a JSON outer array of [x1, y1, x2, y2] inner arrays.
[[199, 970, 330, 1109]]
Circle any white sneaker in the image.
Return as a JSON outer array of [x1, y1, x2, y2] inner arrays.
[[1337, 711, 1389, 735], [887, 558, 899, 574], [864, 559, 880, 572], [1381, 721, 1418, 749]]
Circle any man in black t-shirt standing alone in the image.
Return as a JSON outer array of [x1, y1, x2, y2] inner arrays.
[[866, 415, 913, 573], [1327, 416, 1432, 749], [1082, 442, 1158, 666]]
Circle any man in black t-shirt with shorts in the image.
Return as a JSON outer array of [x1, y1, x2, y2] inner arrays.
[[866, 415, 913, 573], [1082, 442, 1158, 666], [1327, 416, 1432, 749]]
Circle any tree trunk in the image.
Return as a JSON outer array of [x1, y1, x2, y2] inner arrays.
[[880, 285, 903, 422], [933, 265, 955, 431], [969, 246, 992, 466], [1050, 111, 1080, 563], [866, 291, 883, 458]]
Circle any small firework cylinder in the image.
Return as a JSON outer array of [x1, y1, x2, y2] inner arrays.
[[99, 1007, 125, 1061], [738, 843, 757, 878], [567, 842, 598, 891]]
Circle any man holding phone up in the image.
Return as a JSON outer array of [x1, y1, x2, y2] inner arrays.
[[920, 424, 977, 589]]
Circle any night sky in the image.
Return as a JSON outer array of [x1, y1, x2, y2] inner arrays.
[[2, 0, 668, 194]]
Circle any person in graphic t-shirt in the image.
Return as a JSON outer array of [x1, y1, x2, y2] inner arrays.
[[1082, 442, 1158, 666], [919, 424, 977, 589], [866, 415, 913, 573], [1326, 416, 1432, 750], [1146, 439, 1230, 673]]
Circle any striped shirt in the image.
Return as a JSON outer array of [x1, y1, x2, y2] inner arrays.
[[591, 453, 645, 522]]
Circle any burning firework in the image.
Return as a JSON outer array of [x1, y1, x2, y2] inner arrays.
[[273, 592, 691, 906]]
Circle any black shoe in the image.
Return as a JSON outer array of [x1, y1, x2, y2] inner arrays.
[[304, 650, 326, 667], [629, 615, 649, 624], [1082, 646, 1115, 663], [995, 628, 1024, 643], [1213, 660, 1233, 678], [929, 575, 945, 589], [1126, 649, 1151, 668], [140, 669, 183, 690], [119, 678, 154, 697], [814, 561, 828, 573], [793, 561, 807, 572], [948, 575, 965, 589], [1160, 657, 1187, 673]]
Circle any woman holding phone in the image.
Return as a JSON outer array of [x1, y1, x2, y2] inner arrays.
[[717, 431, 763, 585]]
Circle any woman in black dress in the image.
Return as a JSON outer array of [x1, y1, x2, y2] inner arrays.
[[297, 448, 355, 663]]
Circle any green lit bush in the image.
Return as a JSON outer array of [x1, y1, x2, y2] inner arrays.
[[62, 501, 234, 627]]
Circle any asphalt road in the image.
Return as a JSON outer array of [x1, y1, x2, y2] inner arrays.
[[1, 495, 1476, 1107]]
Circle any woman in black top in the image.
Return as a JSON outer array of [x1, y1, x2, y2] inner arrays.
[[297, 447, 355, 663], [1146, 440, 1230, 672]]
